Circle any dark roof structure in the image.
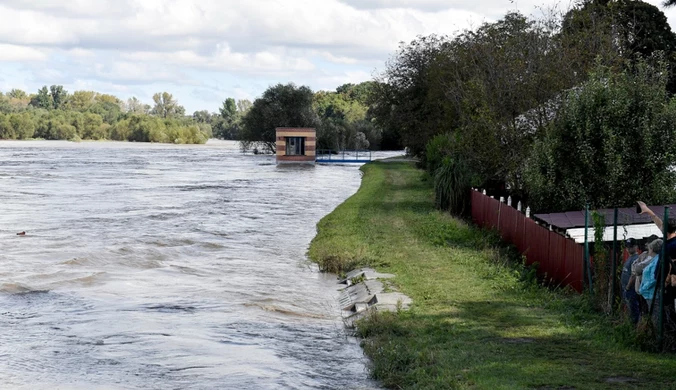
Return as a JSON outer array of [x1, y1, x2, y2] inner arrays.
[[534, 205, 676, 230]]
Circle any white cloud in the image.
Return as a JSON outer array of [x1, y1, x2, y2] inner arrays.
[[0, 0, 674, 113], [0, 44, 48, 61], [120, 45, 316, 75], [67, 48, 95, 58], [340, 0, 465, 12]]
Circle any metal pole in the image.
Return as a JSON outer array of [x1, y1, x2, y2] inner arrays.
[[659, 207, 669, 350], [584, 205, 593, 295], [611, 207, 618, 313]]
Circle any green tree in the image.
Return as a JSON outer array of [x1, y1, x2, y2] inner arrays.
[[0, 94, 12, 114], [370, 35, 448, 157], [9, 112, 36, 139], [563, 0, 676, 90], [336, 81, 375, 105], [126, 97, 150, 114], [151, 92, 185, 118], [6, 89, 28, 100], [80, 113, 106, 139], [236, 99, 253, 114], [66, 91, 96, 111], [219, 98, 237, 121], [524, 62, 676, 212], [88, 101, 121, 124], [212, 98, 243, 139], [0, 114, 15, 139], [30, 86, 53, 110], [192, 110, 212, 124], [49, 85, 68, 109], [241, 83, 319, 153]]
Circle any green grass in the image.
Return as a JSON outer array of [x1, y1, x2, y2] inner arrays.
[[308, 160, 676, 389]]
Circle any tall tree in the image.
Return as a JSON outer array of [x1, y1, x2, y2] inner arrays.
[[236, 99, 253, 114], [370, 35, 449, 157], [525, 62, 676, 212], [151, 92, 185, 118], [49, 85, 68, 109], [563, 0, 676, 90], [241, 83, 319, 153], [66, 91, 96, 111], [126, 97, 150, 114], [6, 89, 27, 100], [30, 86, 53, 109], [219, 98, 237, 121]]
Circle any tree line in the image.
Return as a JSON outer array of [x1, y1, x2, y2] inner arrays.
[[0, 86, 253, 144], [361, 0, 676, 213], [238, 81, 401, 153]]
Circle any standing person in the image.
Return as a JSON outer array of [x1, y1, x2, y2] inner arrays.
[[621, 238, 641, 324], [637, 201, 676, 258], [638, 202, 676, 344], [630, 234, 659, 316], [639, 239, 663, 309]]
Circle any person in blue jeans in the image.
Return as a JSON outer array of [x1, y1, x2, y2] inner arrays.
[[621, 238, 641, 324]]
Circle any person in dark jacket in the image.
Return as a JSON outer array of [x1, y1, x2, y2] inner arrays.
[[621, 238, 641, 324]]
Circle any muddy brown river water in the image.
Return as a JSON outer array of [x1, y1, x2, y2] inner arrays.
[[0, 140, 398, 389]]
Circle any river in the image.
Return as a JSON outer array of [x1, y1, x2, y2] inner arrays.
[[0, 140, 395, 389]]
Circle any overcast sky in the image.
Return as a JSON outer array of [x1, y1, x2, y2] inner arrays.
[[0, 0, 674, 113]]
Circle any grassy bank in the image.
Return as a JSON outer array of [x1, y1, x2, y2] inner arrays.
[[308, 160, 676, 389]]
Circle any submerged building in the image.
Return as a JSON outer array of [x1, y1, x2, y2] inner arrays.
[[275, 127, 316, 164]]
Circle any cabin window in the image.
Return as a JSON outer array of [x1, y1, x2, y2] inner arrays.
[[285, 137, 305, 156]]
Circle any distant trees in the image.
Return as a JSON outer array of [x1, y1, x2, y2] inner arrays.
[[187, 98, 251, 141], [240, 83, 319, 153], [0, 86, 210, 144], [238, 81, 395, 152], [314, 83, 384, 150]]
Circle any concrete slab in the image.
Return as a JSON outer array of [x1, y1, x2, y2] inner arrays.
[[370, 293, 412, 309], [338, 280, 384, 311], [339, 268, 395, 285], [338, 267, 413, 327]]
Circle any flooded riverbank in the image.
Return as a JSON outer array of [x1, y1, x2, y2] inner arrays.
[[0, 140, 395, 389]]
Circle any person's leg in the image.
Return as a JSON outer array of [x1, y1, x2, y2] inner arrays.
[[626, 290, 640, 325]]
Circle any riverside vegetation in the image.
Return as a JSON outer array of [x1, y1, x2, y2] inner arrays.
[[0, 88, 270, 144], [0, 82, 397, 150], [308, 161, 676, 389]]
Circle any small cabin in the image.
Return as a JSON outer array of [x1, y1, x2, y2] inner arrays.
[[275, 127, 316, 164]]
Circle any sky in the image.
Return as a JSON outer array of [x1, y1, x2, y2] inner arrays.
[[0, 0, 675, 113]]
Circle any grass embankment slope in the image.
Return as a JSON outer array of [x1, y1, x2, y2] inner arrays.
[[308, 160, 676, 390]]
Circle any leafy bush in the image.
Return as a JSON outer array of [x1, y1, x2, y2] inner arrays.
[[525, 61, 676, 212]]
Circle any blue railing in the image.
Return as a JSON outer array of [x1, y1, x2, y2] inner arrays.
[[315, 149, 372, 163]]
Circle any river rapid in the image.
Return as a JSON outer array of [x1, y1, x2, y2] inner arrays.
[[0, 140, 393, 390]]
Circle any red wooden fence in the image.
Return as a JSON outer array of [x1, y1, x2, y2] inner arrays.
[[470, 190, 584, 292]]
